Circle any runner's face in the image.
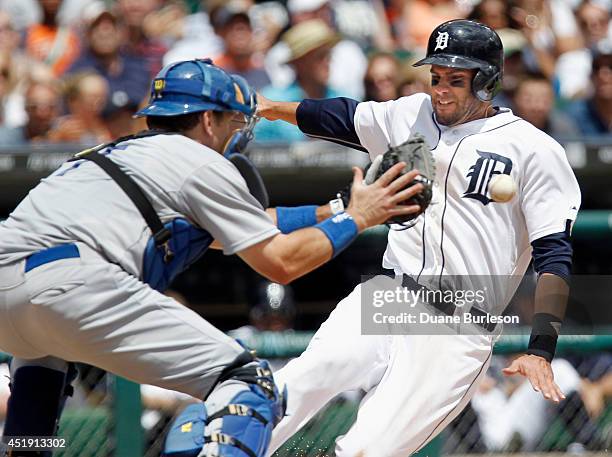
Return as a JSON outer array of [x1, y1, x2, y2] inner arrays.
[[430, 66, 486, 126]]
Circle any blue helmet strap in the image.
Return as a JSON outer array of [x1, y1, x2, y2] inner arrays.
[[194, 59, 213, 99], [194, 59, 236, 108], [157, 61, 182, 79]]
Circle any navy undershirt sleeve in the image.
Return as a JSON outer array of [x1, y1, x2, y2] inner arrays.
[[531, 229, 573, 284], [296, 98, 366, 152]]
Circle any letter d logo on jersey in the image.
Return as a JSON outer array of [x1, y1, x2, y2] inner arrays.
[[464, 150, 513, 205]]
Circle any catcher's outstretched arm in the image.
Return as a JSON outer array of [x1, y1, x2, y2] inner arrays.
[[238, 166, 423, 284], [265, 206, 334, 226]]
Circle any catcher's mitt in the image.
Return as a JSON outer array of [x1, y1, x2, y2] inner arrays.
[[369, 133, 435, 227]]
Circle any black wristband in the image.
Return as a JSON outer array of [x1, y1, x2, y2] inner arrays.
[[526, 312, 562, 362]]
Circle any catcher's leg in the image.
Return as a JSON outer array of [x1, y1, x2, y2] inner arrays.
[[2, 357, 77, 457], [7, 248, 279, 456], [335, 334, 493, 457], [164, 354, 286, 457], [268, 281, 391, 455]]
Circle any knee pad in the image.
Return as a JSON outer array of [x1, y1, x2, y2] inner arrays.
[[2, 363, 77, 457], [163, 358, 286, 457]]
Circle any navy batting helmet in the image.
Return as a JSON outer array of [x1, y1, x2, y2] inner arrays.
[[413, 20, 504, 101], [135, 58, 256, 117]]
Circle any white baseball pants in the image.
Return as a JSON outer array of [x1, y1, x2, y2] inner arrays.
[[269, 279, 494, 457]]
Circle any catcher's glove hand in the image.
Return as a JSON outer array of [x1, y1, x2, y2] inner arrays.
[[370, 133, 435, 227]]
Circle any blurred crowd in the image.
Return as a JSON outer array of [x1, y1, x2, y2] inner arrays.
[[0, 0, 611, 146]]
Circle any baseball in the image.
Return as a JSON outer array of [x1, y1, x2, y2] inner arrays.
[[488, 174, 517, 203]]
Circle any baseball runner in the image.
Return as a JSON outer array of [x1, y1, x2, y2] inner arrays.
[[257, 20, 581, 456], [0, 59, 424, 457]]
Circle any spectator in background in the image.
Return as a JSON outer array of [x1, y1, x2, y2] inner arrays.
[[25, 0, 80, 76], [0, 10, 20, 56], [400, 0, 467, 52], [0, 51, 25, 128], [0, 10, 55, 128], [567, 43, 612, 135], [48, 72, 111, 143], [0, 79, 60, 145], [510, 0, 586, 98], [471, 357, 606, 452], [468, 0, 532, 104], [247, 1, 290, 54], [140, 0, 186, 48], [0, 0, 39, 32], [265, 0, 367, 100], [332, 0, 394, 51], [397, 58, 431, 97], [469, 0, 509, 31], [161, 0, 223, 66], [256, 19, 345, 143], [363, 52, 399, 102], [512, 73, 579, 138], [576, 0, 612, 48], [68, 6, 150, 119], [211, 0, 271, 90], [115, 0, 168, 77], [103, 101, 140, 138], [563, 0, 612, 99], [471, 0, 587, 99], [494, 30, 530, 106], [1, 16, 23, 129]]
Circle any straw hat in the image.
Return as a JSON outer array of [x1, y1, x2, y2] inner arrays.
[[282, 19, 340, 63]]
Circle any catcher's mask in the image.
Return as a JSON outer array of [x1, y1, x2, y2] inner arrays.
[[413, 19, 504, 102], [222, 73, 258, 156]]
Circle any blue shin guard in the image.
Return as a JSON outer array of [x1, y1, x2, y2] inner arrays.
[[163, 359, 285, 457], [163, 403, 207, 457]]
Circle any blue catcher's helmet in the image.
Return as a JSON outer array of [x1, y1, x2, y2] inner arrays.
[[135, 58, 256, 118]]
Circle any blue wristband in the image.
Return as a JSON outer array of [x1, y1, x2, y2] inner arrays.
[[276, 205, 318, 234], [314, 212, 359, 257]]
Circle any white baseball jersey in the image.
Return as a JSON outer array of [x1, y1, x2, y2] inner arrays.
[[354, 93, 581, 314], [0, 134, 279, 278]]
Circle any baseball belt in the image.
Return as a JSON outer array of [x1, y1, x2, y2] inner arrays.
[[381, 271, 498, 332]]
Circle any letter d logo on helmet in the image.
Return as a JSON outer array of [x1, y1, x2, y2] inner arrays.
[[135, 58, 256, 118], [413, 20, 504, 101]]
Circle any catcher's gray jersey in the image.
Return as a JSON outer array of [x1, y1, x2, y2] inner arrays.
[[354, 93, 581, 314], [0, 133, 280, 398], [0, 134, 279, 278]]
